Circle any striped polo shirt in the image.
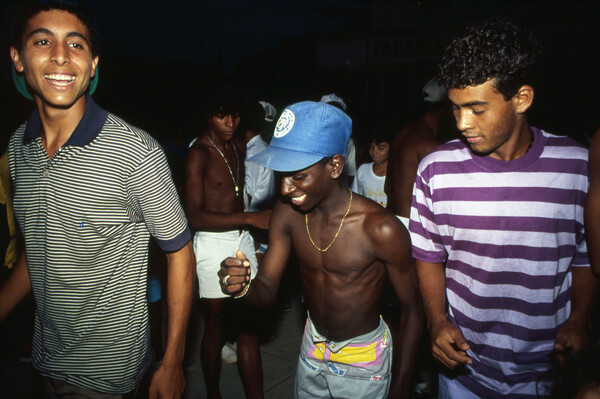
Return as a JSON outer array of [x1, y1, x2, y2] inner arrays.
[[409, 127, 589, 398], [8, 97, 191, 394]]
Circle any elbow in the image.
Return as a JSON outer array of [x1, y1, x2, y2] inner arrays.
[[592, 264, 600, 279]]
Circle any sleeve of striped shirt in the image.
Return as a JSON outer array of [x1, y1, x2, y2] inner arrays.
[[409, 162, 447, 264], [127, 146, 191, 252]]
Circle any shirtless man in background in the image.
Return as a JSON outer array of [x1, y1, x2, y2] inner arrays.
[[219, 101, 423, 399], [586, 126, 600, 277], [185, 84, 270, 399], [385, 78, 455, 226]]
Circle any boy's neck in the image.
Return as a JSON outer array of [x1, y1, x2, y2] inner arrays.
[[372, 161, 387, 177], [36, 95, 88, 158]]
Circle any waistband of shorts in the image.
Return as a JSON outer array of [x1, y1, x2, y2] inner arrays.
[[194, 229, 244, 238], [306, 313, 387, 352]]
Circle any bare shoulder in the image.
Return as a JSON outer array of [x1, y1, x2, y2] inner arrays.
[[350, 195, 411, 261], [187, 136, 210, 157], [355, 195, 408, 244], [270, 198, 300, 233], [185, 138, 212, 180], [402, 126, 439, 155]]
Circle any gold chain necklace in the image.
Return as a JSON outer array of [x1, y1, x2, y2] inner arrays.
[[305, 188, 352, 253], [207, 134, 240, 197]]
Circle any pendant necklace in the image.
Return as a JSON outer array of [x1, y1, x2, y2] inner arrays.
[[305, 188, 353, 253], [207, 134, 240, 197]]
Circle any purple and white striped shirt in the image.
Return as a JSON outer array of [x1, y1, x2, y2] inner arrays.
[[409, 127, 589, 398]]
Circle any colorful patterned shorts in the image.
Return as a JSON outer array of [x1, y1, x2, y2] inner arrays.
[[294, 315, 392, 398]]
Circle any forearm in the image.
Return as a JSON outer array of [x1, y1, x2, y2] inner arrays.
[[567, 266, 599, 327], [161, 242, 195, 365], [389, 301, 425, 398], [415, 260, 447, 328], [0, 250, 31, 323], [239, 275, 279, 307]]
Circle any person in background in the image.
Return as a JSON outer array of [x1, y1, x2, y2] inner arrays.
[[0, 151, 18, 270], [185, 83, 270, 399], [321, 93, 356, 186], [243, 100, 277, 219], [385, 77, 454, 229], [585, 126, 600, 277], [351, 125, 393, 208]]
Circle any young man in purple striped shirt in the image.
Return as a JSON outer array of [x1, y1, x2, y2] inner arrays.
[[410, 19, 598, 398]]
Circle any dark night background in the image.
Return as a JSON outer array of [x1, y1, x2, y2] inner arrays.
[[0, 1, 598, 397], [1, 0, 599, 152]]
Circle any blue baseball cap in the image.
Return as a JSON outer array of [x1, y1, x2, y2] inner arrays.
[[248, 101, 352, 172]]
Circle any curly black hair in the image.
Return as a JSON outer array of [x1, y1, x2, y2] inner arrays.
[[11, 1, 99, 57], [201, 79, 243, 119], [438, 18, 542, 100]]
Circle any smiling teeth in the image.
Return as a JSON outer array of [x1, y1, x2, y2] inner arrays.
[[291, 194, 306, 204], [45, 74, 75, 81]]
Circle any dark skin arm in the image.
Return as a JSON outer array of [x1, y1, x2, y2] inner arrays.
[[416, 260, 472, 369], [367, 213, 424, 399], [148, 241, 195, 399], [184, 140, 270, 231], [218, 199, 292, 305], [553, 266, 599, 365], [585, 127, 600, 277], [555, 127, 600, 365]]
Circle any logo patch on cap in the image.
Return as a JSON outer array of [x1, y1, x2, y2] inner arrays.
[[274, 109, 295, 138]]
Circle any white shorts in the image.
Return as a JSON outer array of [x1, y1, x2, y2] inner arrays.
[[193, 230, 258, 298]]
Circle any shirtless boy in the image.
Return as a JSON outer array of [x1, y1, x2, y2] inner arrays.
[[385, 78, 453, 227], [219, 101, 423, 398], [185, 86, 270, 399]]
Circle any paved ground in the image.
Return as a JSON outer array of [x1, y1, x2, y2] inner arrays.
[[0, 289, 305, 399], [183, 294, 305, 399]]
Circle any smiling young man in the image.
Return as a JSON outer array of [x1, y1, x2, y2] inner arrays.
[[218, 101, 423, 399], [184, 85, 270, 399], [0, 2, 195, 398], [409, 19, 597, 398]]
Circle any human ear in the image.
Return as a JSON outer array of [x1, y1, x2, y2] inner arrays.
[[513, 85, 534, 114], [329, 154, 345, 179], [91, 56, 99, 77], [10, 47, 24, 72]]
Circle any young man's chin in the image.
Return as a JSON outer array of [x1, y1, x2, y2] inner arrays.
[[37, 93, 88, 110], [461, 137, 493, 157], [285, 196, 312, 213]]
